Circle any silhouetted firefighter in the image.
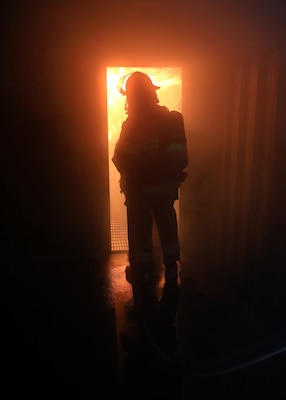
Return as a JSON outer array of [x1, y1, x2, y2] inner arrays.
[[112, 71, 188, 286]]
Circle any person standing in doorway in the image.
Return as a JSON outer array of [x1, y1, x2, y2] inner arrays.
[[112, 71, 188, 286]]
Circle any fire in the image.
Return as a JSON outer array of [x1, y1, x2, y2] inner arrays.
[[106, 66, 182, 251]]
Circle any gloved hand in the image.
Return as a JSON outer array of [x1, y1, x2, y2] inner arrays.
[[177, 170, 188, 183], [119, 173, 127, 194]]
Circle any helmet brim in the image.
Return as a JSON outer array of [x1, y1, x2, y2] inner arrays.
[[117, 73, 160, 96], [120, 84, 160, 96]]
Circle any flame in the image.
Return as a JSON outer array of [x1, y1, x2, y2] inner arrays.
[[106, 66, 182, 251]]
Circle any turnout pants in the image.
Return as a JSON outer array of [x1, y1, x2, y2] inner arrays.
[[126, 184, 180, 275]]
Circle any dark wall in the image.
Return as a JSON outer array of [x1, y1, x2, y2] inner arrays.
[[1, 2, 111, 258]]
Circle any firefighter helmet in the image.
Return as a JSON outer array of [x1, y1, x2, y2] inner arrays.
[[118, 71, 160, 96]]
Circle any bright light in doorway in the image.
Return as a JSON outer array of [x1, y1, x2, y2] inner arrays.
[[107, 66, 182, 251]]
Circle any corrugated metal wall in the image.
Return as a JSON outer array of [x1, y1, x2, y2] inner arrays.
[[180, 51, 284, 291]]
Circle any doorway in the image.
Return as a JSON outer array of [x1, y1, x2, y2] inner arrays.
[[106, 66, 182, 251]]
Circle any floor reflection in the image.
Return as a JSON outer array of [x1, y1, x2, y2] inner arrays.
[[108, 251, 182, 399], [108, 252, 286, 399]]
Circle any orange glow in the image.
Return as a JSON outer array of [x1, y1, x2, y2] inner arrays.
[[107, 67, 182, 251]]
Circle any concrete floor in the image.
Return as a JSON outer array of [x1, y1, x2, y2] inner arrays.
[[1, 252, 286, 399]]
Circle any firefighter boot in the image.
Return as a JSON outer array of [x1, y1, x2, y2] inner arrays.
[[125, 263, 154, 284], [164, 261, 178, 285]]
